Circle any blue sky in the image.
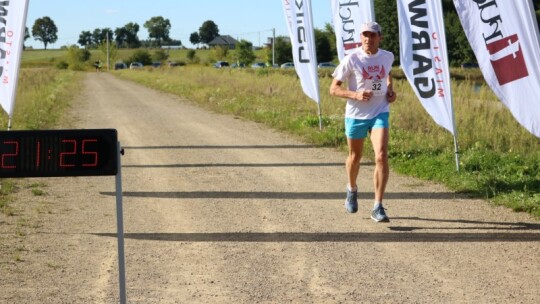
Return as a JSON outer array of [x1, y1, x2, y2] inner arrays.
[[26, 0, 333, 49]]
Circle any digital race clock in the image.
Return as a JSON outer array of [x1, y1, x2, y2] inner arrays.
[[0, 129, 118, 178]]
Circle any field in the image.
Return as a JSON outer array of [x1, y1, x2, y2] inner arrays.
[[3, 49, 540, 218]]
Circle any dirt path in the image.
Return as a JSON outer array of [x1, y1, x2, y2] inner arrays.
[[1, 72, 539, 303]]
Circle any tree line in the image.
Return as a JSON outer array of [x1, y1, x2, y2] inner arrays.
[[28, 0, 540, 67]]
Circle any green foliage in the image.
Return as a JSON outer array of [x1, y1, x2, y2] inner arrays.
[[271, 36, 293, 65], [128, 49, 153, 65], [153, 49, 169, 61], [199, 20, 220, 44], [186, 49, 197, 62], [66, 45, 90, 70], [235, 40, 256, 65], [374, 0, 400, 63], [99, 41, 118, 65], [144, 16, 171, 46], [31, 16, 58, 49], [212, 46, 229, 61], [314, 28, 334, 63], [56, 61, 68, 69]]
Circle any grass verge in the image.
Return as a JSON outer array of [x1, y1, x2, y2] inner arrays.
[[0, 68, 82, 215]]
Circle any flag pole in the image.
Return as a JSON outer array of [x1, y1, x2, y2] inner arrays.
[[439, 1, 460, 172], [317, 102, 323, 131]]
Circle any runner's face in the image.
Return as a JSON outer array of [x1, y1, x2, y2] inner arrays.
[[361, 31, 381, 54]]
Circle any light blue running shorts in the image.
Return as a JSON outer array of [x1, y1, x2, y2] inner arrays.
[[345, 112, 389, 139]]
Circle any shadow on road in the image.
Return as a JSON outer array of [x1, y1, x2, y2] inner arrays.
[[92, 231, 540, 243], [90, 215, 540, 243], [99, 191, 465, 200]]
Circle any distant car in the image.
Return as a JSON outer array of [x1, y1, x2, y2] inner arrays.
[[167, 61, 178, 67], [152, 62, 162, 68], [318, 62, 337, 69], [214, 61, 229, 68], [281, 62, 294, 69], [231, 63, 246, 68], [461, 62, 479, 69], [251, 62, 266, 69], [114, 62, 127, 70], [129, 62, 143, 69]]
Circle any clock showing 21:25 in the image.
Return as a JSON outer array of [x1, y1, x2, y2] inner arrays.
[[0, 129, 118, 178]]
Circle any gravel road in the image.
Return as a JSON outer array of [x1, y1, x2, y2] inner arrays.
[[1, 72, 539, 303]]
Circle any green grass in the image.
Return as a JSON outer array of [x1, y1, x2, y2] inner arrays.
[[0, 68, 81, 214]]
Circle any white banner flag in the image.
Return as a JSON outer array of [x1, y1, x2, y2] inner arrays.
[[397, 0, 456, 135], [453, 0, 540, 138], [331, 0, 375, 61], [282, 0, 320, 104], [0, 0, 30, 118]]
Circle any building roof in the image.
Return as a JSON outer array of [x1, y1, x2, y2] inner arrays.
[[208, 35, 238, 46]]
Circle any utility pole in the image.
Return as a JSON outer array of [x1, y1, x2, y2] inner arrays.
[[106, 32, 110, 71], [272, 28, 275, 67]]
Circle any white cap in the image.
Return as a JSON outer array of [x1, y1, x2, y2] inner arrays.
[[360, 21, 381, 33]]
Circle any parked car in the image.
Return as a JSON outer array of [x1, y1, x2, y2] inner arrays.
[[461, 62, 479, 69], [214, 61, 230, 68], [280, 62, 294, 69], [318, 62, 337, 69], [231, 63, 246, 68], [129, 62, 143, 69], [152, 62, 162, 68], [251, 62, 266, 69], [114, 62, 127, 70]]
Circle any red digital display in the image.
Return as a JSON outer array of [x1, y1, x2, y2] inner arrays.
[[0, 129, 118, 177]]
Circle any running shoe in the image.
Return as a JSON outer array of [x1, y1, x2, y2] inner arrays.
[[345, 188, 358, 213], [371, 205, 390, 222]]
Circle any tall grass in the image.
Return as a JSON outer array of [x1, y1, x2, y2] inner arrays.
[[0, 68, 81, 214], [115, 66, 540, 218]]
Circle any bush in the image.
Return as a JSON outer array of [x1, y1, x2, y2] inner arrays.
[[128, 49, 153, 65], [56, 61, 69, 69], [66, 45, 91, 70], [153, 49, 169, 61]]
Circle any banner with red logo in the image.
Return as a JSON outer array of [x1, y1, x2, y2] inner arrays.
[[397, 0, 457, 135], [282, 0, 320, 104], [0, 0, 30, 120], [331, 0, 375, 61], [453, 0, 540, 137]]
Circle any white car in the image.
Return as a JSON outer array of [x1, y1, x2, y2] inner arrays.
[[280, 62, 294, 69], [318, 62, 337, 69], [129, 62, 143, 69]]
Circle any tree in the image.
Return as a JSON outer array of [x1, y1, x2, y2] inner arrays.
[[23, 27, 30, 49], [314, 29, 333, 63], [373, 0, 399, 64], [272, 36, 292, 65], [323, 22, 337, 59], [445, 11, 475, 66], [116, 22, 141, 48], [78, 31, 93, 48], [66, 45, 91, 71], [144, 16, 171, 46], [32, 16, 58, 49], [128, 49, 153, 65], [198, 20, 219, 45], [235, 40, 256, 66], [90, 28, 113, 47], [114, 27, 128, 48], [190, 32, 201, 48], [186, 49, 197, 62]]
